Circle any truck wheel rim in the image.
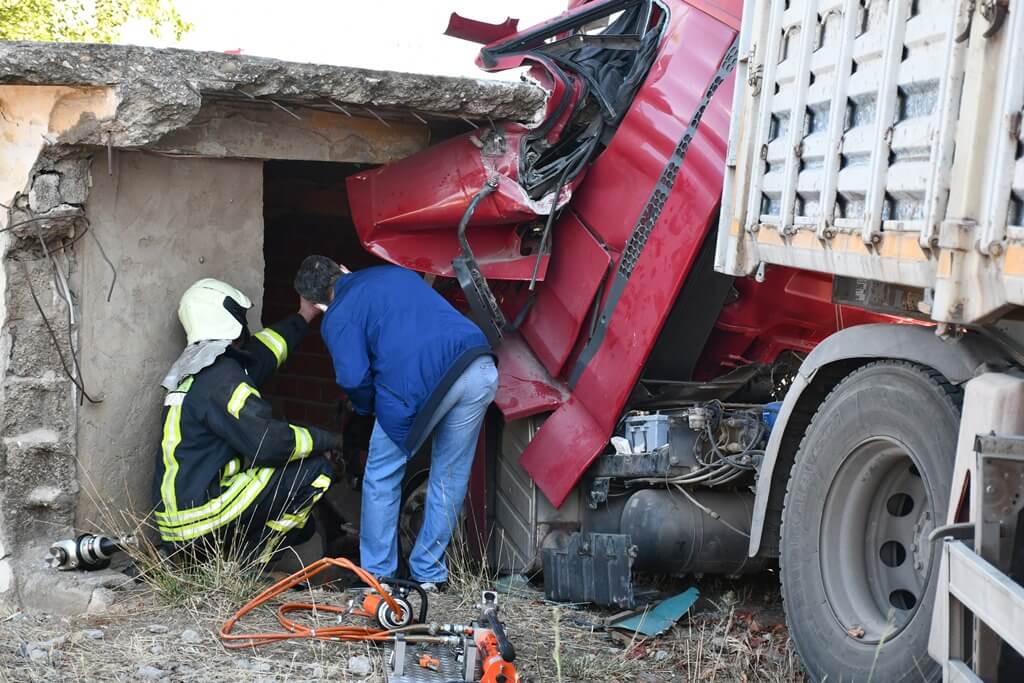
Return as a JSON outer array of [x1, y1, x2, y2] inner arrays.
[[399, 482, 428, 560], [399, 480, 466, 560], [819, 436, 932, 644]]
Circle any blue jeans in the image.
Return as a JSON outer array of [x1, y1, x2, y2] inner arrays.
[[360, 356, 498, 582]]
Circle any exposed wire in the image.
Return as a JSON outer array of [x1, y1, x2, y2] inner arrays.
[[39, 235, 85, 405], [5, 212, 117, 299], [0, 213, 80, 236], [673, 484, 749, 538], [87, 227, 117, 302], [3, 200, 117, 405], [692, 400, 761, 471], [269, 99, 302, 121], [362, 106, 390, 128], [19, 259, 101, 404], [326, 99, 353, 117]]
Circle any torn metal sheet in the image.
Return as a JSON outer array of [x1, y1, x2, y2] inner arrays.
[[607, 588, 699, 637]]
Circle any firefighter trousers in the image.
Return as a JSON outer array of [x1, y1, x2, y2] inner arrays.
[[166, 456, 333, 565]]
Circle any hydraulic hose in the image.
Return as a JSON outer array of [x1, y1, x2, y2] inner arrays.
[[220, 557, 406, 649]]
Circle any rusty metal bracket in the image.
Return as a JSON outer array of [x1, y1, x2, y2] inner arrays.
[[981, 0, 1010, 38], [956, 0, 978, 43]]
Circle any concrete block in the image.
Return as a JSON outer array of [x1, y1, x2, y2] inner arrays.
[[4, 510, 75, 549], [2, 428, 61, 449], [2, 378, 73, 435], [26, 485, 68, 508], [2, 438, 77, 543], [6, 257, 71, 320], [14, 553, 128, 615], [54, 158, 91, 204], [3, 431, 72, 473], [28, 173, 60, 213], [9, 205, 81, 240], [5, 320, 72, 378], [18, 570, 94, 615]]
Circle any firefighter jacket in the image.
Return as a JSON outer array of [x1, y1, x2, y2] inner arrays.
[[152, 314, 338, 543]]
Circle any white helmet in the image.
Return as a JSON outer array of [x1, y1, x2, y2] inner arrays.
[[178, 278, 252, 345]]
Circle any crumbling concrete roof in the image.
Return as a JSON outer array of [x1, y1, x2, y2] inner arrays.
[[0, 41, 546, 148]]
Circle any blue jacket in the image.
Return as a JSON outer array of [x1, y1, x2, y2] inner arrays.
[[321, 265, 492, 455]]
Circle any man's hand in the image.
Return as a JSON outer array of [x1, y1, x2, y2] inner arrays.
[[323, 432, 345, 468], [298, 295, 324, 323]]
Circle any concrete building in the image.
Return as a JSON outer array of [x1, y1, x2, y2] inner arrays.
[[0, 41, 544, 613]]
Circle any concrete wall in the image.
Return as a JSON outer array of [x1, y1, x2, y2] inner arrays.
[[152, 100, 430, 165], [0, 85, 117, 608], [75, 152, 265, 530]]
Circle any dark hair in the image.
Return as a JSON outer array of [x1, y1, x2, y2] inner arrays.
[[294, 255, 343, 305]]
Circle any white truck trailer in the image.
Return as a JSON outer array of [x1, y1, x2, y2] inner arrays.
[[718, 0, 1024, 681]]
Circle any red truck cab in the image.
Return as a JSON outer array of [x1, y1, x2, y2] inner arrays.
[[348, 0, 889, 504]]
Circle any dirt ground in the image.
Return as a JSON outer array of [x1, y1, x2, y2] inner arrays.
[[0, 564, 803, 683]]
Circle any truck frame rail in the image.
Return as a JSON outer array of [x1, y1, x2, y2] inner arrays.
[[930, 434, 1024, 681]]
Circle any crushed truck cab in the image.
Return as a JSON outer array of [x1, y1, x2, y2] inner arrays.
[[349, 0, 890, 500], [347, 1, 1024, 681]]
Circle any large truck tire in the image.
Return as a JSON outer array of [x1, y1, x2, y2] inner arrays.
[[780, 361, 961, 682]]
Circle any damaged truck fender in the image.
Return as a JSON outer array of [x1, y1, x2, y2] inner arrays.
[[747, 324, 1010, 558]]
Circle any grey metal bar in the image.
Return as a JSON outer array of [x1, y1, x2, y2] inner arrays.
[[946, 659, 983, 683], [946, 541, 1024, 656]]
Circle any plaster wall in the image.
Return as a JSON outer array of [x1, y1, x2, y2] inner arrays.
[[75, 152, 265, 530], [0, 85, 115, 208]]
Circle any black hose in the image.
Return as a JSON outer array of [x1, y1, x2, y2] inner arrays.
[[484, 607, 516, 663], [381, 577, 429, 624], [457, 178, 499, 260], [528, 160, 574, 291]]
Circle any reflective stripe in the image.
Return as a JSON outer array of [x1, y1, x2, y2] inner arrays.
[[259, 489, 326, 563], [164, 392, 185, 407], [288, 425, 314, 462], [156, 467, 269, 528], [255, 328, 288, 367], [159, 468, 274, 542], [222, 457, 241, 482], [215, 458, 243, 501], [265, 491, 324, 533], [227, 383, 260, 419], [159, 377, 193, 514], [257, 531, 285, 565], [311, 474, 331, 490]]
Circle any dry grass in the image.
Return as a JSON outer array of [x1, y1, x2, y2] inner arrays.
[[0, 565, 804, 683], [125, 529, 272, 614], [11, 491, 804, 682]]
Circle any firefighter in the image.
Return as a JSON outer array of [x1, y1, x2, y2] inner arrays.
[[152, 278, 344, 563], [294, 256, 498, 590]]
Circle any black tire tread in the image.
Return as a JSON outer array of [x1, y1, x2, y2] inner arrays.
[[779, 360, 962, 681]]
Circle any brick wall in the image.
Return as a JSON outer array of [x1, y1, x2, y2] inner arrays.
[[261, 161, 385, 430]]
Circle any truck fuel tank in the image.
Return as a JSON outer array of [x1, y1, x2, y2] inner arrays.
[[585, 488, 764, 577]]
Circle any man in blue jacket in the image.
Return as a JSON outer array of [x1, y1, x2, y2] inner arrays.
[[295, 256, 498, 589]]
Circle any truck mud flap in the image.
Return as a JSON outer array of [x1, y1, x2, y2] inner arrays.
[[542, 532, 635, 609]]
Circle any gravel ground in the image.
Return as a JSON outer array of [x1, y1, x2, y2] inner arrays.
[[0, 567, 803, 683]]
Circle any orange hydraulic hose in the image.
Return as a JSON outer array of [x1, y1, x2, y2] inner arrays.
[[219, 557, 409, 649]]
